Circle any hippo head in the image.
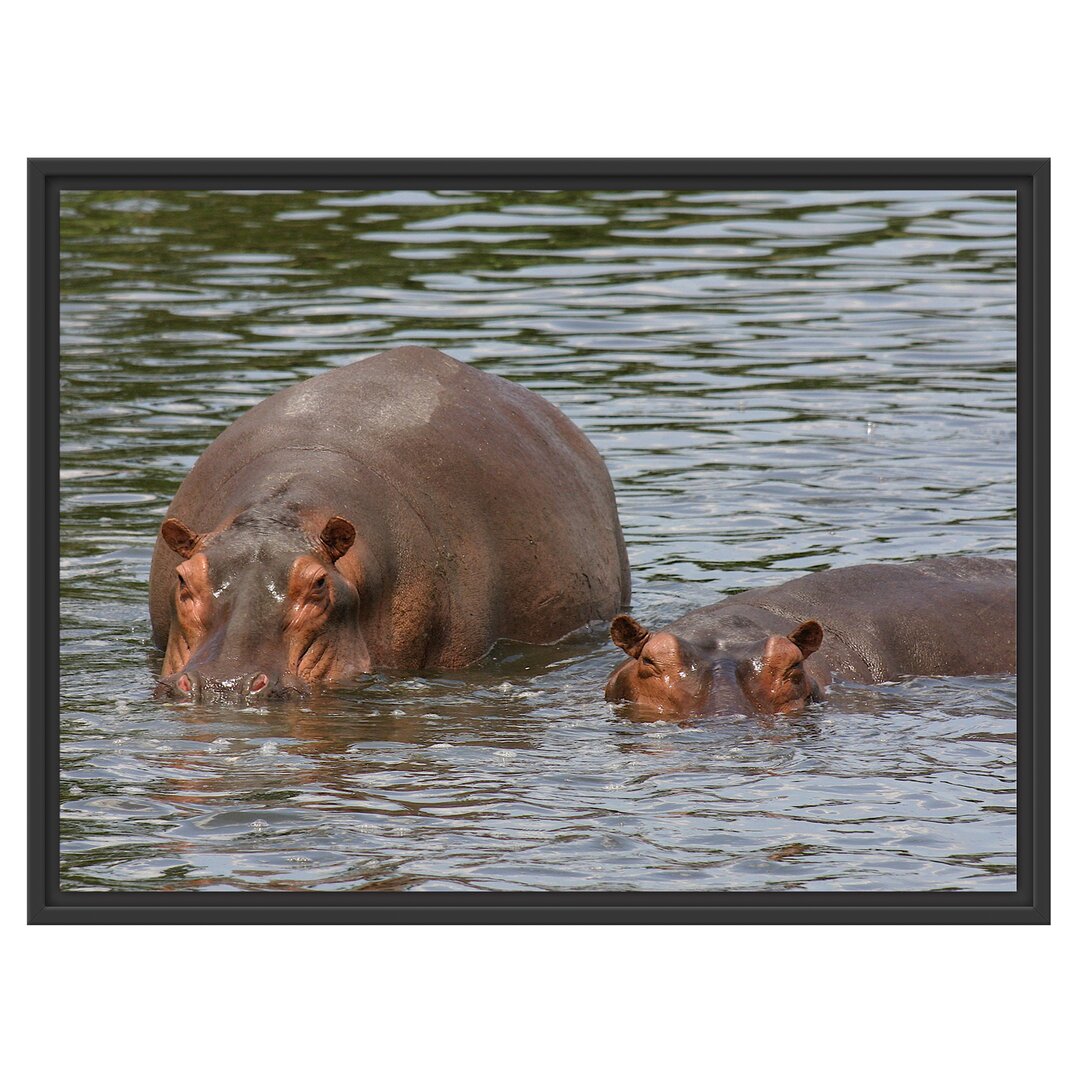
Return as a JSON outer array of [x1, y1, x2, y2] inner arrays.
[[155, 510, 371, 702], [604, 614, 825, 719]]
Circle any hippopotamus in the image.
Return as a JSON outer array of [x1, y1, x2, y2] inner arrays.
[[605, 557, 1015, 719], [150, 346, 630, 701]]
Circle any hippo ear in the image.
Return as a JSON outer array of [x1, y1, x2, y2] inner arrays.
[[320, 515, 356, 562], [161, 517, 201, 559], [610, 614, 651, 658], [788, 620, 823, 659]]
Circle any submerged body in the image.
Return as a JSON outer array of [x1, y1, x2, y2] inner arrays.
[[150, 346, 630, 701], [605, 557, 1016, 718]]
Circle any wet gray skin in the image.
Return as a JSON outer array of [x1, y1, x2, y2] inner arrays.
[[148, 346, 631, 702]]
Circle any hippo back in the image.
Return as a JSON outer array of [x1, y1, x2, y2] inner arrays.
[[726, 557, 1016, 680]]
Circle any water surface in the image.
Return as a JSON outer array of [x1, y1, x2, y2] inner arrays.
[[59, 188, 1016, 891]]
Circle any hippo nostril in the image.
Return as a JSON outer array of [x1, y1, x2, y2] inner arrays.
[[177, 673, 193, 696], [249, 673, 269, 695]]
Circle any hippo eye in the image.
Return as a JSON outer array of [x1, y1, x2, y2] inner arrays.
[[177, 572, 187, 589], [314, 575, 327, 589]]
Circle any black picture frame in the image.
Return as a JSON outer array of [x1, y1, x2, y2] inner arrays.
[[29, 158, 1050, 924]]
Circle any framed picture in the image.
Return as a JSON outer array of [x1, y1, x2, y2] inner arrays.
[[29, 159, 1049, 923]]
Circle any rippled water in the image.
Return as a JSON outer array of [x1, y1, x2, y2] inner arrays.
[[59, 188, 1016, 891]]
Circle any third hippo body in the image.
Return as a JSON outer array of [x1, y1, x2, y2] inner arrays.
[[606, 557, 1016, 718], [150, 346, 631, 700]]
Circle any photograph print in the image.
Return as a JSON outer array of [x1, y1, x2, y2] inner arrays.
[[34, 160, 1047, 921]]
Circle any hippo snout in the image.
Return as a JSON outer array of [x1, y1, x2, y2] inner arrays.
[[155, 670, 307, 703]]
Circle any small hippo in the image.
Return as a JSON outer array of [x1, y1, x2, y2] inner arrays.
[[150, 346, 630, 702], [605, 557, 1015, 719]]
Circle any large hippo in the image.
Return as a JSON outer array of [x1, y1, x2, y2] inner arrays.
[[150, 346, 630, 701], [605, 557, 1015, 719]]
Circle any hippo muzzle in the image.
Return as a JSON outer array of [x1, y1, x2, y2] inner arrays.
[[155, 669, 308, 703]]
